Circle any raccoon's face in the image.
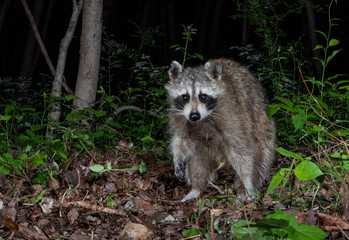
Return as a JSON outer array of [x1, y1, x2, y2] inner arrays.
[[166, 61, 225, 121]]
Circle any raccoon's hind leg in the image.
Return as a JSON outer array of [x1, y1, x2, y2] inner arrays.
[[181, 155, 217, 202], [228, 152, 257, 201]]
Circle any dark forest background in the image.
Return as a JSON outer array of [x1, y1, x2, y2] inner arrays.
[[1, 0, 348, 87]]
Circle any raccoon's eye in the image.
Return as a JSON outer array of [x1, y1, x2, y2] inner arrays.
[[181, 94, 190, 103], [199, 94, 208, 103]]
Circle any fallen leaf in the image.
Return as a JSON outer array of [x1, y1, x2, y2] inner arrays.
[[67, 208, 79, 224], [4, 214, 20, 232], [318, 212, 349, 231], [340, 183, 349, 221], [40, 197, 54, 215]]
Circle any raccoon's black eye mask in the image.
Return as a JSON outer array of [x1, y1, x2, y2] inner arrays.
[[174, 94, 190, 110], [198, 94, 208, 103]]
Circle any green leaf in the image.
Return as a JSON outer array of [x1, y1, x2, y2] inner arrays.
[[89, 164, 105, 173], [266, 211, 298, 228], [326, 49, 342, 64], [194, 53, 204, 61], [89, 109, 107, 118], [2, 152, 13, 161], [329, 152, 349, 160], [268, 103, 279, 117], [313, 45, 323, 50], [231, 220, 268, 240], [294, 160, 323, 181], [5, 105, 15, 115], [182, 228, 202, 237], [266, 168, 288, 195], [0, 164, 10, 174], [138, 162, 146, 174], [275, 96, 294, 107], [197, 198, 206, 224], [292, 109, 306, 132], [32, 173, 48, 185], [35, 189, 47, 203], [276, 147, 304, 160], [0, 115, 12, 121], [65, 95, 78, 101], [329, 38, 340, 47], [288, 224, 328, 240], [314, 30, 327, 40], [140, 135, 155, 143]]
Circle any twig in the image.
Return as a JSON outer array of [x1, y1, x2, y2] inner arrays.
[[109, 105, 162, 120], [181, 234, 201, 240], [20, 0, 55, 75], [210, 210, 216, 240], [59, 201, 127, 216], [336, 223, 349, 239], [298, 66, 349, 155]]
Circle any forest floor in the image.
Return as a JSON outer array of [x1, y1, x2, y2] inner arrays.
[[0, 146, 349, 240]]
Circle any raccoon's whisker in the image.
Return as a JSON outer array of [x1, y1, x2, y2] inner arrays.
[[168, 108, 181, 111], [207, 103, 217, 109]]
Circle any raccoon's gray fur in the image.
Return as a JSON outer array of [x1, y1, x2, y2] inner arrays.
[[165, 58, 275, 202]]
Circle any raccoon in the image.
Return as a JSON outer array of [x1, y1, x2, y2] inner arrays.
[[165, 58, 275, 202]]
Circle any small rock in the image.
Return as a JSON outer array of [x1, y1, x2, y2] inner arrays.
[[120, 222, 153, 239]]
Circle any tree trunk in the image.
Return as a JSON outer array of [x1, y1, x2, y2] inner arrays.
[[73, 0, 103, 110], [48, 0, 83, 128], [306, 0, 322, 80]]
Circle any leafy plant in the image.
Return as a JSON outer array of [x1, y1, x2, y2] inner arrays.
[[170, 24, 204, 66], [232, 211, 327, 240], [267, 147, 324, 205]]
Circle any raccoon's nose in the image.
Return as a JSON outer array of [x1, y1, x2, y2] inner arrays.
[[189, 112, 201, 121]]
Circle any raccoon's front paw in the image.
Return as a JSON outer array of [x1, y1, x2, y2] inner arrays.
[[174, 162, 185, 180]]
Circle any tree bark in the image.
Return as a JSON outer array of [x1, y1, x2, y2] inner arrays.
[[306, 0, 322, 80], [48, 0, 83, 126], [73, 0, 103, 110]]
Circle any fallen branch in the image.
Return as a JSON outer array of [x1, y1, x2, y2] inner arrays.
[[58, 201, 127, 216], [21, 0, 73, 95], [108, 105, 162, 120]]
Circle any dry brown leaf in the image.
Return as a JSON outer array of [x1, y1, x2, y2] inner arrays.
[[50, 177, 60, 191], [67, 208, 79, 224], [318, 212, 349, 231], [4, 214, 20, 232], [340, 183, 349, 221]]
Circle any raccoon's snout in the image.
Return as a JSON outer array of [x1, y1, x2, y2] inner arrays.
[[189, 112, 201, 121]]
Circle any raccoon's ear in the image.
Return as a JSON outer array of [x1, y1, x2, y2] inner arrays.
[[205, 61, 222, 81], [168, 61, 183, 82]]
